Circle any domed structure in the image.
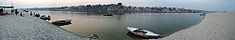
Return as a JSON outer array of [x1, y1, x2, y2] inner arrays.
[[117, 3, 122, 6]]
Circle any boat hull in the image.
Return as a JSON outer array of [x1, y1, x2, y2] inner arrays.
[[126, 27, 161, 39], [128, 30, 160, 39]]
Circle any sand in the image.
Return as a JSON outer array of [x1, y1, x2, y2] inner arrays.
[[159, 12, 235, 40], [0, 12, 93, 40]]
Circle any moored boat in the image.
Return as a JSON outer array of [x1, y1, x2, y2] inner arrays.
[[199, 13, 206, 16], [34, 14, 40, 17], [52, 19, 72, 26], [40, 15, 51, 20], [126, 27, 161, 39]]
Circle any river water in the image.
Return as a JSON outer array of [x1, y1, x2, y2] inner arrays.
[[35, 11, 205, 40]]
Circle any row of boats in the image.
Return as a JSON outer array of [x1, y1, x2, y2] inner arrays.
[[27, 11, 72, 26]]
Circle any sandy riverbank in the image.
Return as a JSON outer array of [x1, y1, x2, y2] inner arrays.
[[0, 12, 92, 40], [159, 12, 235, 40]]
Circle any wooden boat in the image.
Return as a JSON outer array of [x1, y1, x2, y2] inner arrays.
[[52, 19, 72, 26], [40, 15, 51, 20], [126, 27, 160, 38], [34, 14, 40, 17]]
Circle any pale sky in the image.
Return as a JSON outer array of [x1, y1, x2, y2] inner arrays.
[[1, 0, 235, 11]]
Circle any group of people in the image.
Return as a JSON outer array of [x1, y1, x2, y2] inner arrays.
[[13, 9, 24, 17], [29, 11, 51, 21], [14, 9, 24, 17]]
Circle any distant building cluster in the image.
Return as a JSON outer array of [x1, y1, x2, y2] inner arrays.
[[28, 3, 206, 13]]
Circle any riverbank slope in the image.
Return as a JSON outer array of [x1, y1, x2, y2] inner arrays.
[[159, 12, 235, 40], [0, 13, 91, 40]]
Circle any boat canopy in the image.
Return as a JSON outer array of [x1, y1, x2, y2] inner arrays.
[[0, 5, 14, 8], [142, 30, 160, 36]]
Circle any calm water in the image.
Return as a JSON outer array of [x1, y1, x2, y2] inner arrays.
[[35, 11, 204, 40]]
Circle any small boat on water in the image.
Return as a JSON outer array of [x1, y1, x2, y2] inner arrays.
[[126, 27, 161, 39], [103, 14, 113, 16]]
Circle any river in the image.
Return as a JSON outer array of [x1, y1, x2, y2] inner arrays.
[[34, 11, 205, 40]]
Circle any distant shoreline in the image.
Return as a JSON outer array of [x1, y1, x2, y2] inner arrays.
[[29, 10, 209, 13], [22, 3, 207, 13]]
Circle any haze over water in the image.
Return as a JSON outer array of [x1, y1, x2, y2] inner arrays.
[[0, 0, 234, 40], [1, 0, 235, 11]]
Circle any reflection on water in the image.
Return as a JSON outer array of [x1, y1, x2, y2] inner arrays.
[[34, 11, 205, 40]]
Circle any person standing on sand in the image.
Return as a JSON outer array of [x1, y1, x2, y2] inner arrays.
[[30, 11, 33, 16], [15, 12, 18, 15], [14, 9, 18, 15], [20, 13, 24, 17]]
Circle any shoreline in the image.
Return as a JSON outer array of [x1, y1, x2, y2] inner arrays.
[[27, 10, 206, 13], [159, 12, 235, 40], [0, 11, 93, 40]]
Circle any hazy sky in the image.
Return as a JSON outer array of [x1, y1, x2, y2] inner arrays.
[[1, 0, 235, 11]]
